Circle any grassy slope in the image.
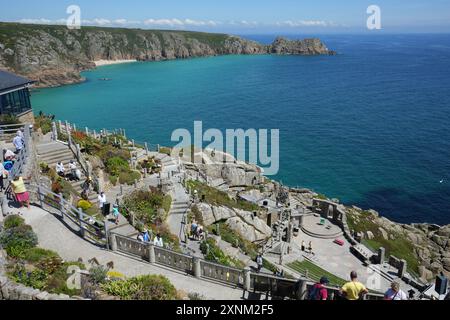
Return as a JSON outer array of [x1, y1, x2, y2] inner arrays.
[[287, 260, 347, 287], [346, 210, 419, 273]]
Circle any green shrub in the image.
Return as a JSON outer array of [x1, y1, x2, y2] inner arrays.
[[0, 224, 38, 258], [23, 248, 59, 263], [200, 238, 244, 268], [11, 265, 48, 290], [106, 157, 130, 176], [119, 170, 141, 185], [101, 274, 177, 300], [3, 215, 25, 229], [109, 174, 118, 186], [0, 114, 19, 125], [34, 114, 53, 134], [89, 265, 109, 285]]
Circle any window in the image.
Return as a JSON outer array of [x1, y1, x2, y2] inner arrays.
[[0, 88, 32, 116]]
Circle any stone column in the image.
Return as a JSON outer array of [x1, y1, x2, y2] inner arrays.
[[78, 209, 85, 238], [296, 280, 308, 300], [110, 234, 118, 251], [193, 257, 202, 279], [52, 122, 58, 141], [59, 193, 65, 220], [243, 267, 252, 291], [378, 247, 385, 265], [398, 259, 407, 278], [148, 244, 156, 264]]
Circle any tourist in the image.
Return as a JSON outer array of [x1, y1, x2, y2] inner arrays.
[[13, 132, 24, 154], [98, 192, 107, 215], [112, 204, 120, 225], [0, 162, 7, 191], [340, 271, 368, 300], [197, 225, 205, 241], [308, 241, 314, 255], [137, 233, 144, 242], [4, 149, 16, 161], [256, 254, 263, 273], [11, 176, 30, 209], [308, 276, 330, 300], [81, 176, 93, 199], [191, 220, 198, 239], [154, 234, 164, 247], [142, 229, 150, 242], [56, 162, 66, 179], [301, 240, 306, 252], [69, 160, 77, 180], [384, 281, 408, 300], [275, 268, 284, 278]]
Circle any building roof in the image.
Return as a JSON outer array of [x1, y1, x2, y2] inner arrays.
[[0, 70, 34, 94]]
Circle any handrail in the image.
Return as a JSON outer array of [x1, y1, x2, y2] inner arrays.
[[25, 183, 106, 246], [7, 124, 31, 181]]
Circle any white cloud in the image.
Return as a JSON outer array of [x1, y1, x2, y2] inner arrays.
[[143, 18, 219, 28], [16, 17, 340, 29], [275, 20, 334, 27]]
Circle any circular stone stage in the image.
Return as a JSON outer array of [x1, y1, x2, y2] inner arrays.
[[300, 215, 344, 239]]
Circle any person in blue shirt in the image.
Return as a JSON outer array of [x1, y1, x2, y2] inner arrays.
[[142, 229, 150, 242]]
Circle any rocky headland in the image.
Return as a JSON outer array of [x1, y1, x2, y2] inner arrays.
[[0, 22, 335, 87], [180, 148, 450, 281]]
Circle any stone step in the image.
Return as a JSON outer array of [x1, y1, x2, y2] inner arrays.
[[39, 153, 76, 165], [36, 143, 68, 154]]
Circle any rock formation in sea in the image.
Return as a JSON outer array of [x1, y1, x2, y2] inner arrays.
[[0, 22, 335, 88]]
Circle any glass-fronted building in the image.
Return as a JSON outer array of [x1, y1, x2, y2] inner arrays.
[[0, 70, 35, 118]]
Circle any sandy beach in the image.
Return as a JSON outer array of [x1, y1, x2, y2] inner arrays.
[[94, 59, 137, 67]]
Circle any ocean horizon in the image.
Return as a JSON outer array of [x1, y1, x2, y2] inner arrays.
[[31, 33, 450, 226]]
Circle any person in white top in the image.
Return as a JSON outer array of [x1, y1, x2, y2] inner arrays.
[[98, 192, 107, 209], [13, 134, 24, 153], [153, 234, 164, 247], [56, 162, 66, 178], [0, 162, 7, 191], [384, 281, 408, 300], [68, 161, 77, 180]]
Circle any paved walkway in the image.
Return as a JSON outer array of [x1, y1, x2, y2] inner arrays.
[[12, 205, 245, 300]]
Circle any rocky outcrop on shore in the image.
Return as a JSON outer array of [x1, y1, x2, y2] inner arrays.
[[0, 22, 335, 87], [347, 207, 450, 280], [196, 203, 272, 242], [269, 37, 336, 55]]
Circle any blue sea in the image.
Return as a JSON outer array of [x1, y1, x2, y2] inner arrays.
[[31, 34, 450, 225]]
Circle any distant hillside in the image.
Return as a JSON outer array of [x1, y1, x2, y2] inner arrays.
[[0, 22, 335, 87]]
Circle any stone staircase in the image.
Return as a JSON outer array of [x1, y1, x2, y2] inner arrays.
[[36, 141, 98, 204], [155, 153, 179, 173], [170, 200, 190, 215]]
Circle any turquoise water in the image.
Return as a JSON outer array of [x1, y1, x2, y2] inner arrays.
[[31, 34, 450, 225]]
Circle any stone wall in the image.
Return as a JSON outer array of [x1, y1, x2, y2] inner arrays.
[[17, 109, 35, 124]]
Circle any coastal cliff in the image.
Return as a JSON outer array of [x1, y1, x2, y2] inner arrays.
[[0, 22, 335, 87]]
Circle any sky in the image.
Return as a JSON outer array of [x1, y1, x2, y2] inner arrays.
[[0, 0, 449, 34]]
